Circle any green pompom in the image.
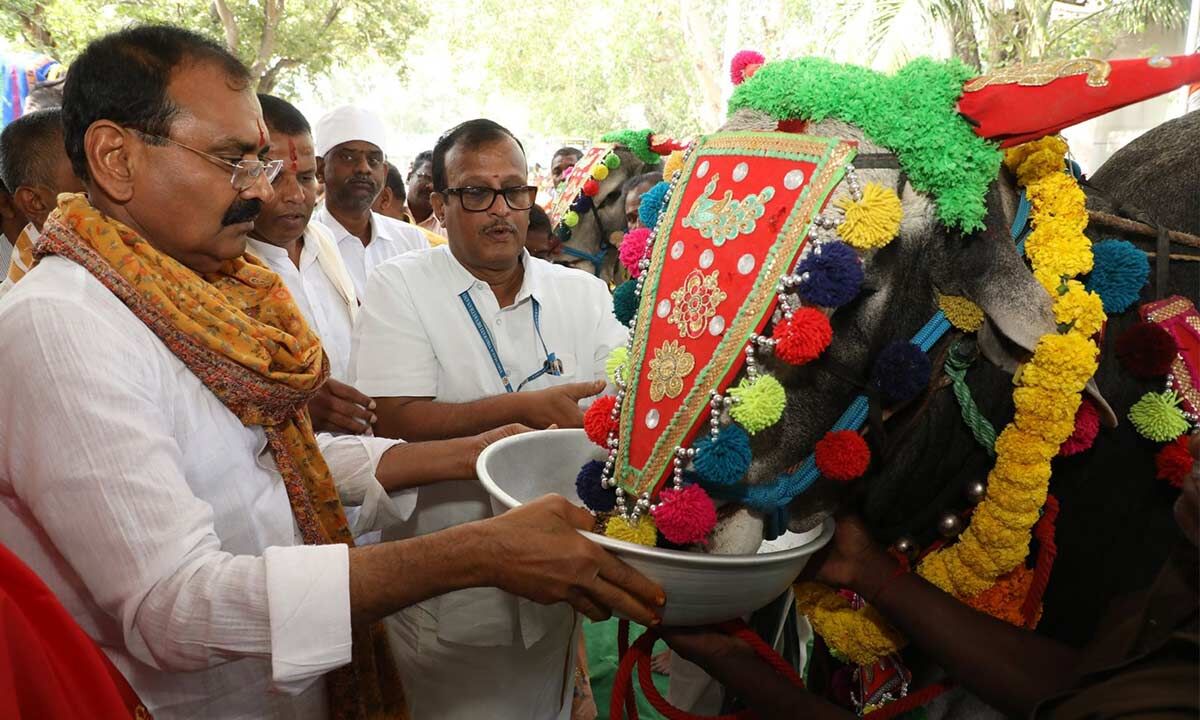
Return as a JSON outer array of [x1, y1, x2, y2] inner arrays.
[[613, 279, 638, 326], [564, 211, 580, 228], [1129, 390, 1190, 442], [729, 375, 786, 434], [604, 152, 622, 169], [606, 346, 630, 387], [600, 129, 662, 166]]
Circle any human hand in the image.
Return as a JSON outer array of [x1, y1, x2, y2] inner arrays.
[[481, 494, 664, 625], [309, 378, 376, 434], [658, 625, 752, 668], [464, 423, 535, 475], [521, 380, 606, 429], [808, 514, 896, 597]]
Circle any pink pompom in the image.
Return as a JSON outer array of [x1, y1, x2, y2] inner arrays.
[[1059, 397, 1100, 456], [730, 50, 766, 85], [652, 484, 718, 545], [619, 228, 652, 278]]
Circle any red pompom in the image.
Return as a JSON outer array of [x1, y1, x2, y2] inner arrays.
[[582, 179, 601, 197], [814, 430, 871, 483], [1155, 436, 1192, 489], [584, 395, 618, 448], [652, 484, 718, 545], [772, 308, 832, 365], [730, 49, 766, 85], [1115, 322, 1177, 378], [1059, 397, 1101, 456]]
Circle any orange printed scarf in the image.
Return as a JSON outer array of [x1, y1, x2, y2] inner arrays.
[[37, 194, 407, 720]]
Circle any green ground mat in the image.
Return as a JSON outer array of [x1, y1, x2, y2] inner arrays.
[[584, 617, 669, 719]]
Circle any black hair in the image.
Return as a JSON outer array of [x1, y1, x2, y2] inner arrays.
[[407, 149, 432, 178], [384, 162, 406, 202], [0, 108, 65, 191], [622, 170, 663, 195], [257, 93, 310, 137], [62, 24, 251, 181], [431, 119, 524, 192], [527, 203, 551, 233], [552, 146, 582, 162]]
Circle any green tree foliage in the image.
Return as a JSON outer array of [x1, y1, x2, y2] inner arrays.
[[0, 0, 428, 93]]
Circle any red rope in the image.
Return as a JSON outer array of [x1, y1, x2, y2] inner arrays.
[[864, 681, 955, 720], [1022, 494, 1060, 628]]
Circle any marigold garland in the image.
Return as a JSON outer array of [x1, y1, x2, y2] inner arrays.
[[795, 135, 1103, 665]]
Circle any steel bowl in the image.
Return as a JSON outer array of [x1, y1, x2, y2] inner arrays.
[[476, 428, 834, 625]]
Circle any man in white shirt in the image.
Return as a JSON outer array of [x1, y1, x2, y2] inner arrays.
[[350, 119, 630, 718], [0, 180, 24, 272], [312, 105, 429, 296], [247, 93, 378, 436], [0, 26, 661, 720]]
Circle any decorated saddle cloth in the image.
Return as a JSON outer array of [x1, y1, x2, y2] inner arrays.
[[36, 194, 408, 720]]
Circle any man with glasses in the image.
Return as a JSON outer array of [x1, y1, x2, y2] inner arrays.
[[0, 27, 662, 719], [313, 105, 429, 296], [350, 119, 629, 718]]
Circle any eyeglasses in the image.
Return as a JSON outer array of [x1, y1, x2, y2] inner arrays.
[[443, 185, 537, 212], [330, 148, 386, 170], [134, 130, 283, 191]]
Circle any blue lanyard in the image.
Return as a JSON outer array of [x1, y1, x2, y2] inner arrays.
[[459, 291, 562, 393]]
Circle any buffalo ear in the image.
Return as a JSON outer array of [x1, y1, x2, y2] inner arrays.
[[935, 180, 1118, 427]]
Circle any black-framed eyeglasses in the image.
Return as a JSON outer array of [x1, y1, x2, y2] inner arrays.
[[133, 130, 283, 191], [443, 185, 537, 212]]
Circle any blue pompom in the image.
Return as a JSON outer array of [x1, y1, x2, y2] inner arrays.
[[555, 224, 571, 241], [693, 423, 752, 486], [638, 181, 670, 229], [871, 341, 931, 406], [1085, 239, 1149, 314], [572, 194, 594, 213], [576, 460, 615, 512], [796, 241, 864, 307], [613, 279, 638, 326]]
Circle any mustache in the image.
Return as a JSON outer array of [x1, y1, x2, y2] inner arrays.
[[348, 175, 378, 191], [483, 220, 519, 235], [222, 198, 262, 227]]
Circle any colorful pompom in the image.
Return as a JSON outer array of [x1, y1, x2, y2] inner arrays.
[[605, 346, 630, 388], [613, 279, 638, 326], [814, 430, 871, 483], [938, 294, 985, 332], [1059, 397, 1100, 456], [604, 152, 621, 169], [619, 227, 651, 277], [662, 151, 685, 180], [871, 341, 931, 406], [1129, 390, 1190, 442], [638, 181, 670, 229], [795, 241, 863, 308], [1085, 239, 1149, 314], [604, 515, 658, 546], [576, 461, 615, 513], [591, 164, 610, 181], [836, 183, 902, 250], [772, 308, 833, 365], [554, 224, 571, 242], [584, 395, 618, 448], [652, 484, 718, 545], [1155, 436, 1193, 489], [583, 179, 601, 197], [729, 375, 786, 434], [1115, 322, 1177, 378], [730, 50, 766, 85], [693, 423, 752, 486], [572, 194, 593, 213]]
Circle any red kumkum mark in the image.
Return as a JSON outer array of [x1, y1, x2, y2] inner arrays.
[[287, 137, 298, 172], [257, 119, 266, 148]]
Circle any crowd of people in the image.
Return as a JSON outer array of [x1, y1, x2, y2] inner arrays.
[[0, 21, 1195, 720]]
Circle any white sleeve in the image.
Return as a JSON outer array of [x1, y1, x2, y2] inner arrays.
[[0, 294, 351, 690], [350, 261, 439, 398], [587, 276, 631, 382], [318, 433, 417, 534]]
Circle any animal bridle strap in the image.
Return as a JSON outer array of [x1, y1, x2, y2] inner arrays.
[[853, 152, 908, 194], [557, 204, 613, 275]]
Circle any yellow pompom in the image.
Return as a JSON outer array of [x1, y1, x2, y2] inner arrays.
[[662, 151, 685, 180], [836, 183, 902, 250], [592, 164, 610, 181], [605, 346, 630, 388], [937, 294, 984, 332], [604, 515, 658, 546]]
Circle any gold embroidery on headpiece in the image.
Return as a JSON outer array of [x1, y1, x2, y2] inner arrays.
[[963, 58, 1111, 92], [668, 269, 727, 339]]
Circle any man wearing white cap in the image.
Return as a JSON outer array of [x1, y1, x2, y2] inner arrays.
[[313, 105, 429, 296]]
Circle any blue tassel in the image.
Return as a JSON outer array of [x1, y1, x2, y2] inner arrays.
[[1086, 239, 1149, 314], [576, 460, 615, 513], [871, 341, 931, 406], [694, 424, 752, 486], [638, 181, 670, 229]]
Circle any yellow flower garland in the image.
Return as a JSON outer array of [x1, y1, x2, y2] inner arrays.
[[795, 136, 1104, 663]]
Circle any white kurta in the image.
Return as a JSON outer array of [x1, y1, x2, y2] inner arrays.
[[247, 225, 356, 382], [313, 205, 429, 298], [0, 256, 414, 719], [349, 245, 628, 719]]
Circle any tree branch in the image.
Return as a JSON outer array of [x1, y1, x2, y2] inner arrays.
[[258, 57, 300, 93], [17, 4, 57, 51], [211, 0, 240, 51], [322, 0, 344, 31], [248, 0, 285, 80]]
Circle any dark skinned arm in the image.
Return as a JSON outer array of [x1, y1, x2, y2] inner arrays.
[[371, 424, 529, 492]]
